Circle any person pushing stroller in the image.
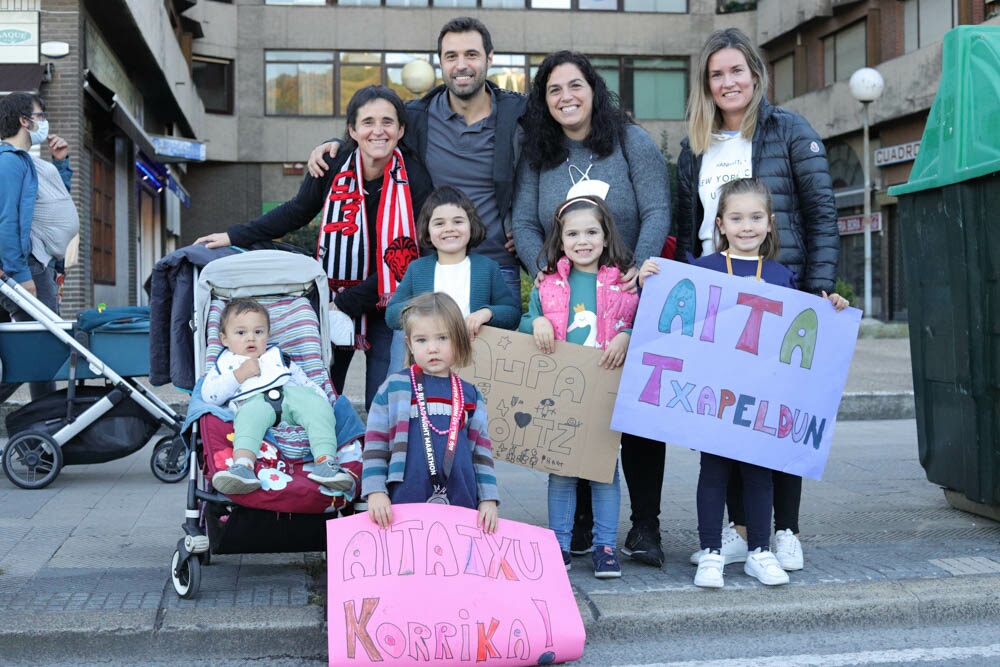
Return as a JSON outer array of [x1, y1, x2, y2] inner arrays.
[[202, 298, 354, 495]]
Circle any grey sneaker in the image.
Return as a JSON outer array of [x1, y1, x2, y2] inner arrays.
[[213, 464, 261, 495], [308, 459, 354, 491]]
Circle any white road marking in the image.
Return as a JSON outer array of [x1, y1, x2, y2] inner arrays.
[[618, 644, 1000, 666]]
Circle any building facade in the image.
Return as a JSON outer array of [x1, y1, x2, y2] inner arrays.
[[4, 0, 997, 319], [758, 0, 996, 319], [0, 0, 204, 314]]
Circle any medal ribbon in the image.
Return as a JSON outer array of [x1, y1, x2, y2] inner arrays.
[[410, 364, 463, 495]]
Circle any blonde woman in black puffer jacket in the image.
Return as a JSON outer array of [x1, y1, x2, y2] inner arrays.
[[675, 28, 839, 576]]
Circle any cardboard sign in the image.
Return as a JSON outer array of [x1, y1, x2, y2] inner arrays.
[[611, 259, 861, 480], [457, 327, 622, 483], [327, 504, 586, 666]]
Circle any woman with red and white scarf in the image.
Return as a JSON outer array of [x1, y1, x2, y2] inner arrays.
[[196, 86, 433, 409]]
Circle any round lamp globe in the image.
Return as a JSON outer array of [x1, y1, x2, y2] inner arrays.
[[401, 59, 435, 95], [849, 67, 885, 103]]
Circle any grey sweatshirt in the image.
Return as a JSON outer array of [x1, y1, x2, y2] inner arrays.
[[512, 123, 671, 277]]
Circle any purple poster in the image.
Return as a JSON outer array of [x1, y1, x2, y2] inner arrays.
[[611, 259, 861, 480]]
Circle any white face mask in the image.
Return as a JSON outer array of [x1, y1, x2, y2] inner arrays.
[[29, 119, 49, 146]]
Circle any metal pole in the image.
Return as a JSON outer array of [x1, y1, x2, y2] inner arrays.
[[862, 101, 872, 318]]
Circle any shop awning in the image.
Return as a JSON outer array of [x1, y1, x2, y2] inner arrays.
[[84, 69, 202, 164], [85, 69, 195, 206], [0, 63, 45, 94]]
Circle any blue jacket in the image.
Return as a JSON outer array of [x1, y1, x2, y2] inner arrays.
[[0, 142, 38, 283], [384, 253, 521, 330]]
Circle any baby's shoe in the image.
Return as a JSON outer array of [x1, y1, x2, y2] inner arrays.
[[213, 464, 261, 495], [693, 550, 725, 589], [308, 458, 354, 491], [744, 548, 789, 586], [774, 529, 804, 571]]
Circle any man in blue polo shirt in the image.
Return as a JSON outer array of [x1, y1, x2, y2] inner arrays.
[[307, 17, 526, 307]]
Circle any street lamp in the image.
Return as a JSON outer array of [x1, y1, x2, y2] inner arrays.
[[401, 59, 435, 95], [849, 67, 885, 318]]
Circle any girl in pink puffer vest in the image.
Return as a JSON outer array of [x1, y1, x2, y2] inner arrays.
[[518, 195, 639, 579]]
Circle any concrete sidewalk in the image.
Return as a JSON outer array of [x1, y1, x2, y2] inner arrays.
[[4, 333, 999, 664], [1, 419, 998, 664]]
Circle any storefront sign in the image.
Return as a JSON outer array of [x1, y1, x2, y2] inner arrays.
[[151, 135, 207, 162], [838, 212, 882, 236], [875, 141, 920, 167], [0, 12, 39, 64]]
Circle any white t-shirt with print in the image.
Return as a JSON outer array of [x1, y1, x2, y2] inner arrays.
[[697, 131, 753, 256]]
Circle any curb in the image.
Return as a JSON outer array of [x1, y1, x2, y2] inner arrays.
[[579, 573, 1000, 640], [0, 393, 910, 439], [0, 606, 328, 664], [4, 574, 998, 663], [838, 391, 915, 421]]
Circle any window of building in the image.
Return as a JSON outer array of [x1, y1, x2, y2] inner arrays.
[[624, 0, 685, 10], [823, 21, 866, 86], [486, 54, 528, 93], [903, 0, 958, 53], [91, 152, 116, 285], [192, 55, 234, 114], [263, 0, 686, 12], [771, 53, 794, 104], [266, 50, 683, 119], [266, 50, 532, 115], [265, 51, 335, 115], [533, 55, 686, 119]]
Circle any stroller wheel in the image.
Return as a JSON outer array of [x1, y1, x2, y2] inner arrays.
[[171, 548, 201, 598], [150, 435, 189, 483], [2, 430, 63, 490]]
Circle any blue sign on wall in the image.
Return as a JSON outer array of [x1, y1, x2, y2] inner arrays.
[[150, 135, 206, 162]]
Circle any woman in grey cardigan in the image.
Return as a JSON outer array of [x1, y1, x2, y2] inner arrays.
[[512, 50, 671, 568]]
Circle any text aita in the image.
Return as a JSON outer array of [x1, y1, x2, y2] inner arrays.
[[659, 278, 821, 369]]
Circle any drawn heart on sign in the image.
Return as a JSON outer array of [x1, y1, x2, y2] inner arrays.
[[514, 412, 532, 428]]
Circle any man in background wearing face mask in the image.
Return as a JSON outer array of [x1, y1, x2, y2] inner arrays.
[[24, 93, 78, 317], [0, 92, 66, 400]]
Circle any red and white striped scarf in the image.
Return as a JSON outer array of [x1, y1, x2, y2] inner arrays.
[[317, 147, 418, 348]]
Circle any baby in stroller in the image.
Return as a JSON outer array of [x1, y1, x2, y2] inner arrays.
[[202, 297, 353, 495]]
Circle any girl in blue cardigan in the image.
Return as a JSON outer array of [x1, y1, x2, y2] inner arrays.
[[385, 186, 521, 342]]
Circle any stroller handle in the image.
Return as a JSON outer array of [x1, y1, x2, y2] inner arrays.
[[0, 272, 62, 323]]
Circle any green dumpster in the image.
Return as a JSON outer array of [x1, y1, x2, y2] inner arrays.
[[888, 25, 1000, 513]]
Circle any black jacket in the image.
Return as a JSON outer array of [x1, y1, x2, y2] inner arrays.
[[148, 244, 239, 389], [675, 100, 839, 294], [402, 80, 527, 225]]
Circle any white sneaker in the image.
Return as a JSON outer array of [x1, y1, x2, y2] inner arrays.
[[773, 529, 804, 571], [744, 548, 790, 586], [693, 551, 725, 589], [689, 522, 749, 565]]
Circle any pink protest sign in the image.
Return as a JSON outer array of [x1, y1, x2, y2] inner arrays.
[[327, 504, 586, 666]]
